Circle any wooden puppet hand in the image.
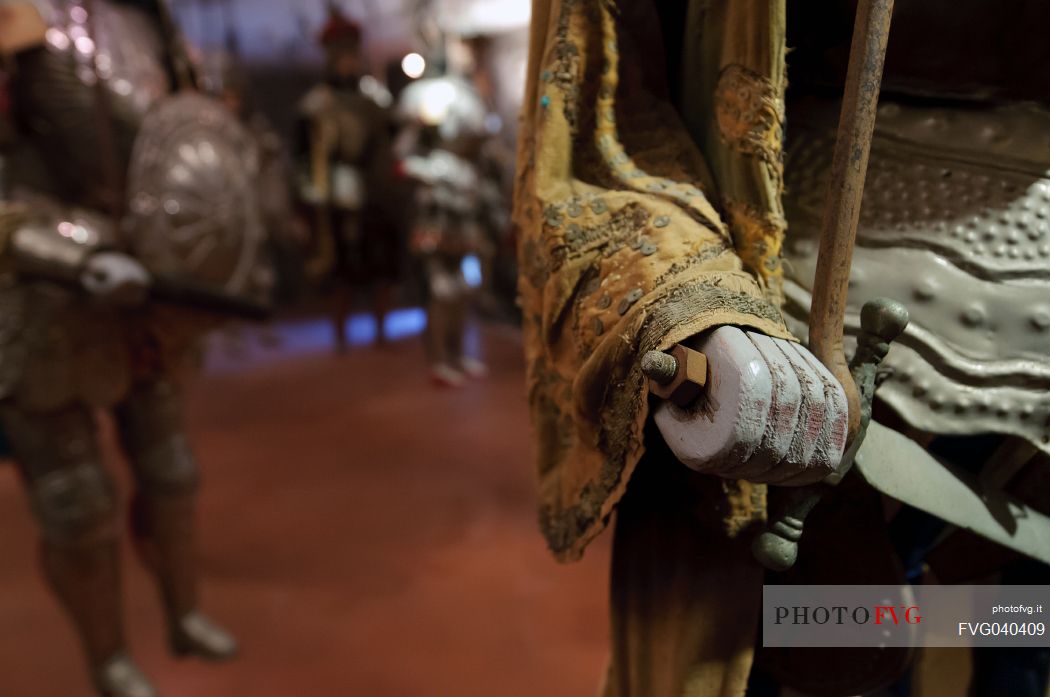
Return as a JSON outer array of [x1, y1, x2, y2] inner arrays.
[[653, 326, 849, 486], [80, 251, 151, 307]]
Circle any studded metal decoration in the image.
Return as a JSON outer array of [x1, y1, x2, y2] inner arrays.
[[783, 99, 1050, 454]]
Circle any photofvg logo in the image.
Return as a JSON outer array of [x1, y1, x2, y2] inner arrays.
[[774, 604, 922, 626], [763, 585, 1050, 649]]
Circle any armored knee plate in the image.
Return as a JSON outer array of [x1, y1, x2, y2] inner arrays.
[[0, 404, 118, 542], [30, 462, 118, 543], [131, 433, 200, 497], [116, 381, 200, 497]]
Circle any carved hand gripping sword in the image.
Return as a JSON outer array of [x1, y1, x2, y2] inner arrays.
[[753, 0, 904, 570], [641, 0, 907, 571]]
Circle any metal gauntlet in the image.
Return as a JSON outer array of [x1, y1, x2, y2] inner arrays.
[[7, 203, 113, 284]]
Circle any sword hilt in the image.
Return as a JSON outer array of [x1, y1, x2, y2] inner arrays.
[[151, 273, 274, 321], [752, 298, 909, 571]]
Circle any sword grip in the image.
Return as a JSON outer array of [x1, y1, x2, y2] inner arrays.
[[753, 298, 908, 571], [807, 0, 895, 446], [151, 273, 273, 321], [752, 485, 825, 572]]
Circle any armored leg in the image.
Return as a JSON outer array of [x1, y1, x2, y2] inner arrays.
[[427, 296, 451, 368], [430, 294, 465, 370], [115, 379, 237, 661], [441, 266, 485, 377], [373, 281, 391, 346], [422, 257, 461, 385], [330, 209, 357, 354], [332, 284, 351, 354], [444, 292, 466, 368], [0, 404, 155, 697]]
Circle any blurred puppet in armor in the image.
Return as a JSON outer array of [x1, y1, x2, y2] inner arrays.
[[295, 4, 401, 351], [0, 1, 271, 695], [515, 1, 1049, 696], [397, 52, 491, 386]]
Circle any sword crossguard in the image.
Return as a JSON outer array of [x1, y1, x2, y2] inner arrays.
[[752, 297, 909, 571], [846, 298, 910, 447]]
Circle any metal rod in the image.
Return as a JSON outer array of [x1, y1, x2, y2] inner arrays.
[[753, 0, 897, 572], [807, 0, 895, 443]]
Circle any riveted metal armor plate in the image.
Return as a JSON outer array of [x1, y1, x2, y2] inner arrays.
[[783, 99, 1050, 454]]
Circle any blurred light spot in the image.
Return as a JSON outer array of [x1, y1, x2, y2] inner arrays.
[[95, 52, 112, 76], [345, 307, 427, 344], [74, 36, 95, 55], [204, 308, 429, 375], [45, 28, 70, 51], [76, 66, 97, 85], [402, 52, 426, 79], [419, 80, 456, 125], [359, 74, 393, 108], [198, 141, 217, 165], [385, 308, 428, 339], [178, 143, 200, 167], [484, 113, 502, 135], [279, 309, 418, 355], [461, 254, 482, 288], [170, 164, 191, 184], [458, 0, 531, 33]]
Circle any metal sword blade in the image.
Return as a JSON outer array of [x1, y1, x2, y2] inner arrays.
[[854, 420, 1050, 565]]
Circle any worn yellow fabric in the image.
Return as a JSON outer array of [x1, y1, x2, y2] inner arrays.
[[513, 0, 792, 564], [679, 0, 790, 303], [602, 454, 767, 697]]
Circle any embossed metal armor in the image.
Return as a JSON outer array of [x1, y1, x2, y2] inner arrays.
[[781, 98, 1050, 456], [126, 91, 266, 293], [8, 0, 177, 210]]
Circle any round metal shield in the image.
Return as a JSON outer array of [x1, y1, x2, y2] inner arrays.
[[125, 92, 264, 293]]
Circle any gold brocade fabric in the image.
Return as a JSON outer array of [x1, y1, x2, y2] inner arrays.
[[513, 0, 793, 563]]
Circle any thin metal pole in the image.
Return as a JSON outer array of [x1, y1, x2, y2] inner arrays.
[[808, 0, 895, 443]]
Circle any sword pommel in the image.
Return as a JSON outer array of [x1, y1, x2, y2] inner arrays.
[[860, 298, 909, 344]]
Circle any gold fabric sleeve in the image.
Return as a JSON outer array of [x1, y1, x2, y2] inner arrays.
[[679, 0, 790, 304], [514, 0, 793, 561]]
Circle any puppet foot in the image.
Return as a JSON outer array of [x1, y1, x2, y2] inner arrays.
[[458, 356, 488, 379], [430, 363, 465, 388], [94, 653, 157, 697], [170, 611, 238, 661]]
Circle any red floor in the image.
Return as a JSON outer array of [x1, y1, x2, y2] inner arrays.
[[0, 322, 611, 696]]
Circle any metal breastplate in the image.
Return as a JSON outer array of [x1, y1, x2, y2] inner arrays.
[[11, 0, 170, 209], [782, 98, 1050, 454]]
